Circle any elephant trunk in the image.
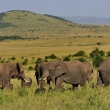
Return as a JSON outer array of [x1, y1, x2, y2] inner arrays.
[[40, 70, 49, 90], [24, 78, 30, 82]]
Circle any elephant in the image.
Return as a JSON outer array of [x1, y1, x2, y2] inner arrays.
[[0, 62, 30, 90], [82, 61, 94, 83], [21, 76, 32, 88], [34, 62, 55, 88], [97, 58, 110, 87], [36, 60, 88, 91]]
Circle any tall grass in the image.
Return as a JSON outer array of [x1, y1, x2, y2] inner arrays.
[[0, 70, 110, 110]]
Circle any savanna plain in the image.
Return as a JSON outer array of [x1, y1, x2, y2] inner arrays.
[[1, 38, 110, 110], [1, 10, 110, 110]]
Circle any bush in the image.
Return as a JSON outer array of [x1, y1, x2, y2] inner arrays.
[[107, 51, 110, 56], [73, 51, 85, 56], [45, 54, 57, 59], [90, 48, 99, 58], [11, 56, 16, 60], [90, 48, 105, 58], [63, 56, 70, 61], [21, 56, 24, 59], [28, 66, 34, 70], [36, 57, 43, 63], [22, 59, 28, 65], [92, 56, 104, 68], [76, 58, 87, 62], [99, 50, 105, 56]]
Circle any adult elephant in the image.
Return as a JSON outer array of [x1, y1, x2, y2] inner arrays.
[[34, 62, 55, 88], [21, 76, 32, 88], [36, 60, 87, 91], [97, 58, 110, 87], [82, 61, 94, 83], [0, 62, 30, 90]]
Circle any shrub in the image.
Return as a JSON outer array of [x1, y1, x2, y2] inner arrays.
[[36, 57, 43, 63], [107, 51, 110, 56], [99, 50, 105, 56], [50, 54, 57, 59], [92, 56, 104, 68], [90, 48, 99, 58], [22, 59, 28, 65], [90, 48, 105, 57], [28, 66, 34, 70], [73, 51, 85, 56], [76, 58, 87, 62], [45, 54, 57, 59], [63, 56, 70, 61], [21, 56, 24, 59], [11, 56, 16, 60]]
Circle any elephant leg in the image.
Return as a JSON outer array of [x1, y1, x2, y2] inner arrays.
[[103, 77, 109, 87], [2, 80, 11, 90], [40, 80, 46, 91], [97, 76, 103, 86], [55, 75, 64, 91], [72, 84, 79, 91], [87, 75, 91, 83], [104, 82, 109, 87], [80, 78, 86, 87]]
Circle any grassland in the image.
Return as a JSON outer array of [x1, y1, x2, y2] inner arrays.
[[0, 10, 110, 39], [0, 10, 110, 110], [0, 38, 110, 110]]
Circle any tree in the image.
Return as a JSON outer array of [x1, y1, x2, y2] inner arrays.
[[96, 42, 101, 47]]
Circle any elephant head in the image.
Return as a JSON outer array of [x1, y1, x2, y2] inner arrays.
[[39, 61, 67, 90], [10, 63, 29, 83], [21, 76, 32, 88]]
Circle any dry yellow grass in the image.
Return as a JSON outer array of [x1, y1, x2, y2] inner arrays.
[[0, 38, 110, 59]]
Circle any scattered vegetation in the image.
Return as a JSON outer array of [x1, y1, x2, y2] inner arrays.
[[0, 10, 110, 110]]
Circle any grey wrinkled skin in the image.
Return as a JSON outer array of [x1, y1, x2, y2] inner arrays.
[[35, 60, 88, 91], [97, 58, 110, 87], [82, 62, 94, 83], [21, 76, 32, 88], [0, 62, 28, 90]]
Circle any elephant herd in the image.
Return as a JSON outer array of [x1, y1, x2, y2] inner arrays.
[[34, 60, 94, 91], [0, 58, 110, 91]]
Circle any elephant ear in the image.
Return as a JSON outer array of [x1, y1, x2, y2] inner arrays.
[[54, 65, 67, 78], [10, 63, 22, 79], [16, 63, 24, 73], [16, 63, 20, 73]]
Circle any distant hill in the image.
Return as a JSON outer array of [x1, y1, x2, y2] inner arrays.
[[62, 16, 110, 24], [0, 10, 110, 39]]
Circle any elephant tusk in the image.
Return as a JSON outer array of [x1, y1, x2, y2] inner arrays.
[[39, 78, 42, 80], [91, 73, 94, 78], [24, 79, 30, 82], [43, 77, 47, 80]]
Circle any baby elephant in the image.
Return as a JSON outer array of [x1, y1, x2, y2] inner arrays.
[[21, 77, 32, 88]]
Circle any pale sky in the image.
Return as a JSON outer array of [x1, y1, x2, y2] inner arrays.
[[1, 0, 110, 18]]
